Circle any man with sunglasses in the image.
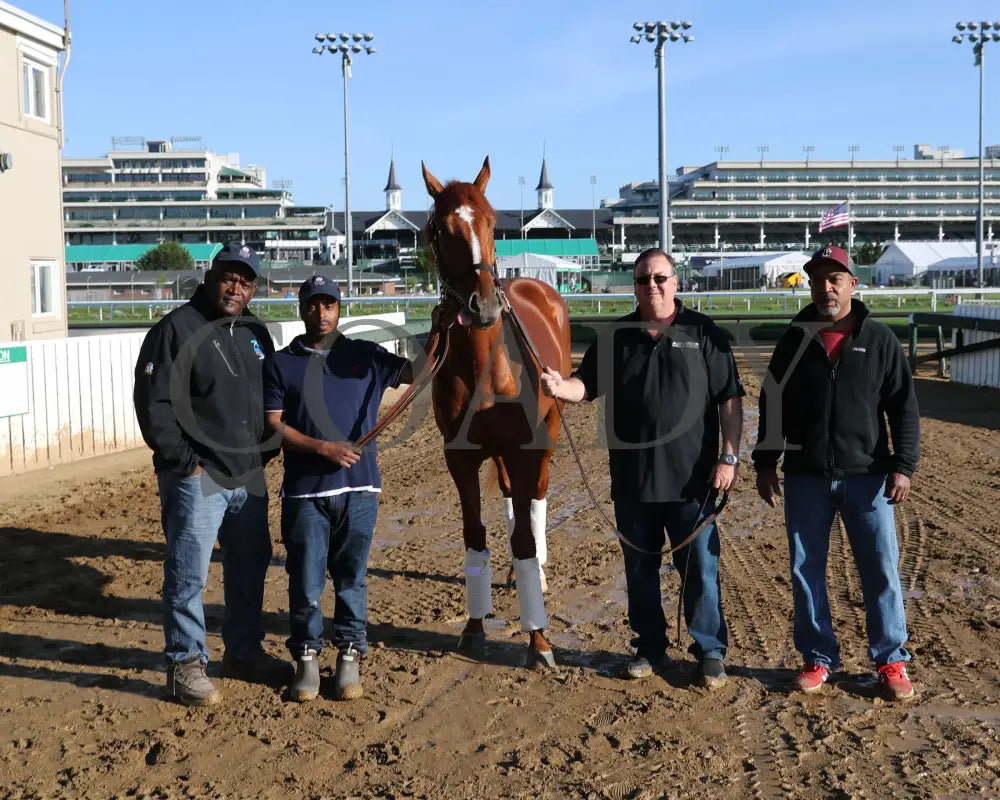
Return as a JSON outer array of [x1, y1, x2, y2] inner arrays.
[[541, 248, 744, 688], [135, 242, 287, 707]]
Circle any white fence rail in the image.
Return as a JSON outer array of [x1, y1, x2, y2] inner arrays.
[[951, 303, 1000, 389], [0, 333, 147, 476]]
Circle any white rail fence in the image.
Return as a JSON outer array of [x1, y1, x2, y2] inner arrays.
[[951, 303, 1000, 389], [0, 314, 406, 477]]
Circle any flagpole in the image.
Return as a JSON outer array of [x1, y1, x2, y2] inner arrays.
[[847, 201, 854, 254]]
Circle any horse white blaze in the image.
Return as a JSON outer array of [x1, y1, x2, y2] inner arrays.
[[454, 204, 482, 264]]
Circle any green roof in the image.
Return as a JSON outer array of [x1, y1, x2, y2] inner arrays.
[[219, 166, 252, 178], [495, 238, 599, 257], [65, 243, 223, 263]]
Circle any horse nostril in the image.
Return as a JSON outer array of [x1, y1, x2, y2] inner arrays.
[[468, 294, 480, 315]]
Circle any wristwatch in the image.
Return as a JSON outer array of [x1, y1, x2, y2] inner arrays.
[[718, 453, 739, 466]]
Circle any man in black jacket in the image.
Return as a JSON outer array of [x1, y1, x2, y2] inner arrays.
[[752, 245, 920, 701], [134, 242, 285, 706]]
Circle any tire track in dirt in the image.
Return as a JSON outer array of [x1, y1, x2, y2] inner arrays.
[[742, 691, 800, 800]]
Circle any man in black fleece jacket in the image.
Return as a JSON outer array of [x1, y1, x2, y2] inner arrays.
[[134, 242, 286, 707], [752, 245, 920, 702]]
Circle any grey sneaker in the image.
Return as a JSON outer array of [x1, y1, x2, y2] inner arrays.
[[167, 657, 222, 707], [334, 645, 363, 701], [697, 657, 728, 690], [289, 649, 320, 703]]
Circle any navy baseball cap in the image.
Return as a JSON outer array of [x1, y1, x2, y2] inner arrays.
[[212, 242, 261, 277], [298, 274, 342, 303]]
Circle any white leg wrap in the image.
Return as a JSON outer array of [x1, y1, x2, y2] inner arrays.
[[502, 498, 515, 560], [514, 557, 548, 631], [504, 497, 547, 565], [464, 548, 492, 619], [530, 498, 548, 565]]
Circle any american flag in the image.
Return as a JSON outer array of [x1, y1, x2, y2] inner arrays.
[[818, 201, 850, 232]]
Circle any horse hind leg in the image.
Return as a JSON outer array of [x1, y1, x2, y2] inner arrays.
[[497, 456, 548, 593]]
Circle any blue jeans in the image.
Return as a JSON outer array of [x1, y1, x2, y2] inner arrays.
[[784, 472, 911, 670], [157, 471, 271, 665], [613, 499, 728, 661], [281, 491, 378, 657]]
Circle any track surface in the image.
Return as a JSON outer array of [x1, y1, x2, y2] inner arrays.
[[1, 359, 999, 799]]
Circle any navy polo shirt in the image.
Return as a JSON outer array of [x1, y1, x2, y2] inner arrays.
[[262, 334, 407, 497]]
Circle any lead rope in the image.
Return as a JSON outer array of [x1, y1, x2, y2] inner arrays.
[[495, 282, 728, 558]]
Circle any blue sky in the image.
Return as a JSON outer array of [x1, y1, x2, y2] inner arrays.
[[17, 0, 1000, 210]]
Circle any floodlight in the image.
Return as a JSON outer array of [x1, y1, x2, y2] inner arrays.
[[633, 22, 643, 31], [644, 22, 655, 32], [364, 32, 374, 40], [326, 33, 337, 41], [365, 46, 376, 54], [352, 33, 362, 41], [957, 22, 967, 30], [340, 32, 350, 41], [969, 22, 979, 30], [670, 21, 681, 30], [683, 35, 694, 42], [670, 32, 680, 41], [646, 33, 655, 42], [682, 21, 692, 29], [630, 35, 641, 42], [953, 35, 963, 42], [312, 46, 324, 54], [969, 34, 980, 42], [315, 33, 325, 41], [351, 44, 361, 52]]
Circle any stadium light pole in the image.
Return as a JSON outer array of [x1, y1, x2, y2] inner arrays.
[[313, 31, 376, 298], [631, 20, 694, 255], [954, 20, 1000, 288], [848, 144, 860, 167], [518, 175, 526, 238], [802, 144, 815, 166], [893, 144, 905, 166], [756, 145, 769, 167], [589, 175, 597, 239]]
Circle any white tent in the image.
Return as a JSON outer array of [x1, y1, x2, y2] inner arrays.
[[495, 252, 581, 289], [703, 252, 811, 287], [873, 242, 978, 285]]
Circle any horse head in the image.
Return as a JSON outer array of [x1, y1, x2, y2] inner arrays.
[[422, 156, 502, 329]]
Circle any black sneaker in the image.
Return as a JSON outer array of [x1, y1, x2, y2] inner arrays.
[[167, 657, 222, 707], [697, 657, 727, 689], [221, 649, 292, 685], [334, 644, 363, 701]]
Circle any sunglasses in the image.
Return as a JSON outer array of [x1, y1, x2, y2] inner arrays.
[[634, 274, 674, 286]]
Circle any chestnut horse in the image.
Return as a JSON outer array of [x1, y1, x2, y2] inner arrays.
[[422, 156, 571, 669]]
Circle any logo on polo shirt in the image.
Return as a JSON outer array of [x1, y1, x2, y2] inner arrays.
[[852, 346, 866, 353], [250, 338, 265, 360]]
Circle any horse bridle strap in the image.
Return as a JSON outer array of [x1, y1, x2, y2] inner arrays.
[[499, 289, 729, 557], [353, 322, 451, 449]]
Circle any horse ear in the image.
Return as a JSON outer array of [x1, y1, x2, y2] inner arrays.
[[473, 156, 491, 193], [422, 161, 444, 198]]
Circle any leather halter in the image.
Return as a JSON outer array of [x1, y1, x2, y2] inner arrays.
[[426, 212, 504, 317]]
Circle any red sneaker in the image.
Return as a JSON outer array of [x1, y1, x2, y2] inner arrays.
[[793, 663, 830, 693], [877, 662, 914, 701]]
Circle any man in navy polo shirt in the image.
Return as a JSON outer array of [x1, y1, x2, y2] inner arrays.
[[263, 275, 414, 702]]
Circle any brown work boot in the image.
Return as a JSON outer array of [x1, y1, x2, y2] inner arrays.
[[167, 657, 222, 707]]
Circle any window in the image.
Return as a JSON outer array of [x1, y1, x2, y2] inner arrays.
[[30, 261, 57, 316], [22, 59, 48, 120]]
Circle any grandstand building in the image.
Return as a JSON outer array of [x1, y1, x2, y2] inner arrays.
[[606, 144, 1000, 255], [61, 138, 326, 269]]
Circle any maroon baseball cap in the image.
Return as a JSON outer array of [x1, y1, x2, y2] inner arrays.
[[803, 245, 854, 275]]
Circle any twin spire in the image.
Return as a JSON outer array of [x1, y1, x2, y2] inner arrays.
[[381, 154, 554, 212]]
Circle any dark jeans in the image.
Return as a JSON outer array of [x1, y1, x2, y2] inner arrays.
[[613, 499, 728, 662], [157, 470, 271, 665], [281, 491, 378, 657]]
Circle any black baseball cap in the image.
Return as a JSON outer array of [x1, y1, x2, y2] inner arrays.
[[298, 274, 342, 303], [212, 242, 261, 277]]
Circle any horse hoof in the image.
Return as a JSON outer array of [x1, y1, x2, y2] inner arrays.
[[457, 632, 486, 658], [526, 644, 557, 671]]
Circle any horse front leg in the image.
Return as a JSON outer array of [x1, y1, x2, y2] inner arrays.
[[444, 449, 489, 657], [507, 451, 556, 670]]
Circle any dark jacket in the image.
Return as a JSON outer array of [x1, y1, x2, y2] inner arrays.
[[752, 299, 920, 478], [133, 284, 275, 482]]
